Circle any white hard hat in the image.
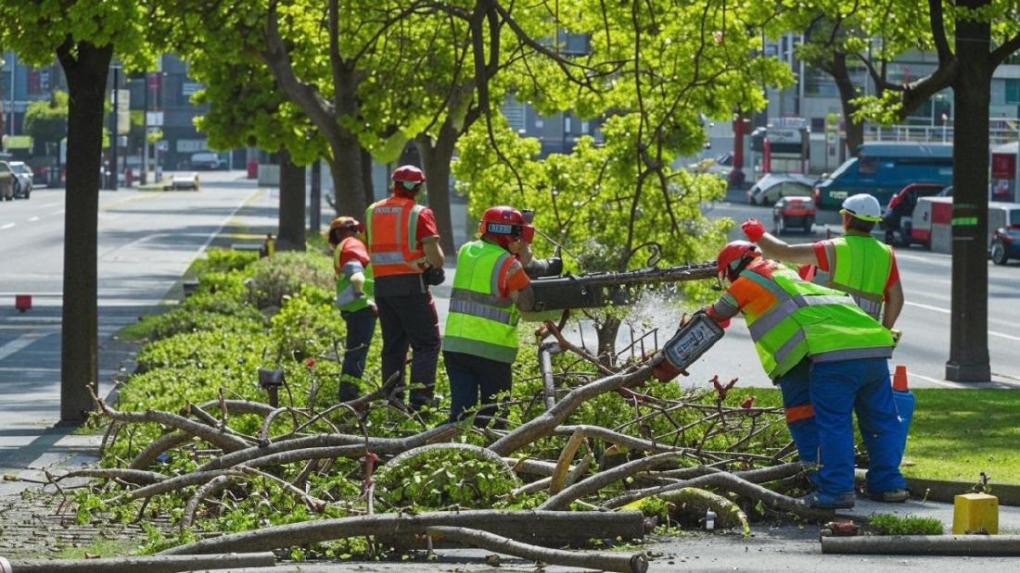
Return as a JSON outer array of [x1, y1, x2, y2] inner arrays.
[[840, 193, 882, 222]]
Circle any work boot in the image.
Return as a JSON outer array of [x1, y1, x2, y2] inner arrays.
[[800, 491, 855, 510], [868, 489, 909, 503]]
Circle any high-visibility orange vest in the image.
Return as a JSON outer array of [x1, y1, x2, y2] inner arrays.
[[365, 196, 426, 277]]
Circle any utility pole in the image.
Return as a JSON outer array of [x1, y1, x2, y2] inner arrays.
[[309, 158, 322, 233], [108, 65, 120, 190], [142, 72, 149, 185]]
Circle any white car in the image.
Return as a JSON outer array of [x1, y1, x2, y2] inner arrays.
[[168, 172, 200, 191], [9, 161, 33, 199]]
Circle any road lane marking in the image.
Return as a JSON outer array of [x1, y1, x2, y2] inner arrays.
[[40, 202, 61, 208], [54, 209, 65, 215], [896, 252, 951, 266], [907, 372, 969, 388], [27, 216, 39, 222], [1, 223, 14, 230], [904, 301, 1020, 339], [0, 332, 48, 361]]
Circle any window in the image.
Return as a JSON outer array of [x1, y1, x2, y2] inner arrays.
[[1006, 80, 1020, 105], [858, 157, 877, 175]]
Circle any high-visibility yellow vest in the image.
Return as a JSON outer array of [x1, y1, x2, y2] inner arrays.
[[443, 240, 520, 363], [812, 235, 893, 320], [334, 237, 374, 312], [734, 260, 893, 379]]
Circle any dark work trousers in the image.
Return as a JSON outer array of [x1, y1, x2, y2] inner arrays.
[[339, 306, 377, 401], [376, 279, 441, 408], [445, 350, 512, 427]]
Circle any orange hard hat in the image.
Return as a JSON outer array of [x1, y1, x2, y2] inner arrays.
[[479, 206, 534, 249]]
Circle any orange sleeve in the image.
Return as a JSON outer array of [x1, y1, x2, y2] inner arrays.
[[501, 259, 531, 298]]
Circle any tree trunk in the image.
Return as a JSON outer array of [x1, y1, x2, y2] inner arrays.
[[361, 145, 375, 207], [416, 122, 458, 254], [277, 149, 306, 251], [595, 317, 621, 367], [830, 52, 865, 155], [328, 133, 366, 217], [945, 10, 991, 381], [57, 40, 112, 424]]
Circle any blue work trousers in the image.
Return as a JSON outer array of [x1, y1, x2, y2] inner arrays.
[[445, 351, 512, 428], [775, 359, 818, 466], [810, 358, 907, 498], [341, 306, 376, 382]]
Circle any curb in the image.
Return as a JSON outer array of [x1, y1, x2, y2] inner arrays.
[[856, 470, 1020, 506]]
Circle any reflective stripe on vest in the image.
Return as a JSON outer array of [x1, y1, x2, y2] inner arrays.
[[812, 235, 891, 320], [739, 260, 893, 379], [334, 237, 374, 312], [443, 240, 520, 364], [365, 197, 425, 276]]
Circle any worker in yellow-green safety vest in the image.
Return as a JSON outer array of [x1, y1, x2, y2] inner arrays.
[[327, 216, 376, 402], [740, 193, 904, 337], [443, 206, 541, 427], [703, 241, 906, 510]]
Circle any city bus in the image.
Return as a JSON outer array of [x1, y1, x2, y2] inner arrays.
[[813, 142, 953, 209]]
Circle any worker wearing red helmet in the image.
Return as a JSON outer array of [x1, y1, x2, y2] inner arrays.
[[741, 193, 904, 336], [365, 165, 445, 410], [704, 241, 905, 509], [443, 206, 538, 426], [327, 216, 375, 402]]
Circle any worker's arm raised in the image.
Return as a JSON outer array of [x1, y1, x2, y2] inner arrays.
[[742, 218, 818, 265]]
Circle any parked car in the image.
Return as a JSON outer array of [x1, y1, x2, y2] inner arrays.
[[814, 142, 953, 209], [881, 182, 945, 246], [0, 162, 14, 201], [9, 161, 33, 199], [688, 152, 734, 179], [772, 196, 815, 234], [987, 202, 1020, 264], [187, 152, 226, 170], [747, 173, 815, 205]]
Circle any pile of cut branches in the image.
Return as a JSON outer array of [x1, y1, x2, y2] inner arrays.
[[40, 249, 830, 569]]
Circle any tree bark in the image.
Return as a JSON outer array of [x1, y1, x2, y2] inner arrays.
[[416, 123, 458, 254], [830, 52, 865, 155], [160, 510, 646, 555], [277, 148, 306, 251], [56, 40, 112, 424], [361, 145, 375, 207], [309, 158, 322, 233], [326, 133, 367, 217], [5, 552, 276, 573], [945, 4, 991, 381]]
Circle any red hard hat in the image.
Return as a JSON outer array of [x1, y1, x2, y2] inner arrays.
[[479, 206, 534, 249], [327, 216, 362, 245], [716, 240, 758, 281], [392, 165, 425, 193]]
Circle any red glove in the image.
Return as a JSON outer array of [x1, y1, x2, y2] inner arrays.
[[742, 218, 765, 242]]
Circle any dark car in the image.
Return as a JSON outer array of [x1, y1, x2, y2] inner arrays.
[[772, 196, 815, 234], [881, 183, 945, 246], [989, 207, 1020, 265]]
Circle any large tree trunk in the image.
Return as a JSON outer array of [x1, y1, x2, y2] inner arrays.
[[416, 122, 459, 254], [327, 132, 366, 217], [945, 9, 991, 381], [277, 149, 306, 251], [309, 158, 322, 233], [57, 40, 112, 423], [830, 52, 865, 155], [360, 146, 375, 207]]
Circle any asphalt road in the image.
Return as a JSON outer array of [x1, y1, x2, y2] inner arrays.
[[0, 172, 273, 433], [681, 190, 1020, 389]]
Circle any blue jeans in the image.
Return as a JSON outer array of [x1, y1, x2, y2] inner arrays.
[[810, 358, 907, 498], [445, 351, 512, 427], [775, 359, 818, 466], [341, 306, 376, 384]]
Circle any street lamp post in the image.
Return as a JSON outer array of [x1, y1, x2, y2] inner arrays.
[[108, 64, 121, 190]]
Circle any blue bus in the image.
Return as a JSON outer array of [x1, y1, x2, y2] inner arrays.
[[814, 142, 953, 209]]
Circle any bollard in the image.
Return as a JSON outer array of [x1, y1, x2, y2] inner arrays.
[[14, 295, 31, 313]]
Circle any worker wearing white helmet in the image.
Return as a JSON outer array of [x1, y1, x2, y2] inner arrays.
[[740, 193, 904, 333]]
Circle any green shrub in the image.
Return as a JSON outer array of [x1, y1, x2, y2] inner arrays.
[[269, 285, 346, 360], [375, 447, 520, 510], [247, 251, 334, 309], [135, 330, 272, 374], [192, 248, 259, 276], [869, 514, 944, 535]]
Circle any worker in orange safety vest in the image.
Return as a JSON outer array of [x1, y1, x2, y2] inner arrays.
[[364, 165, 445, 410]]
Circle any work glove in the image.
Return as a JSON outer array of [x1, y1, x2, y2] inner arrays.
[[523, 256, 563, 278], [890, 328, 902, 348], [422, 266, 446, 286], [742, 218, 766, 242]]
